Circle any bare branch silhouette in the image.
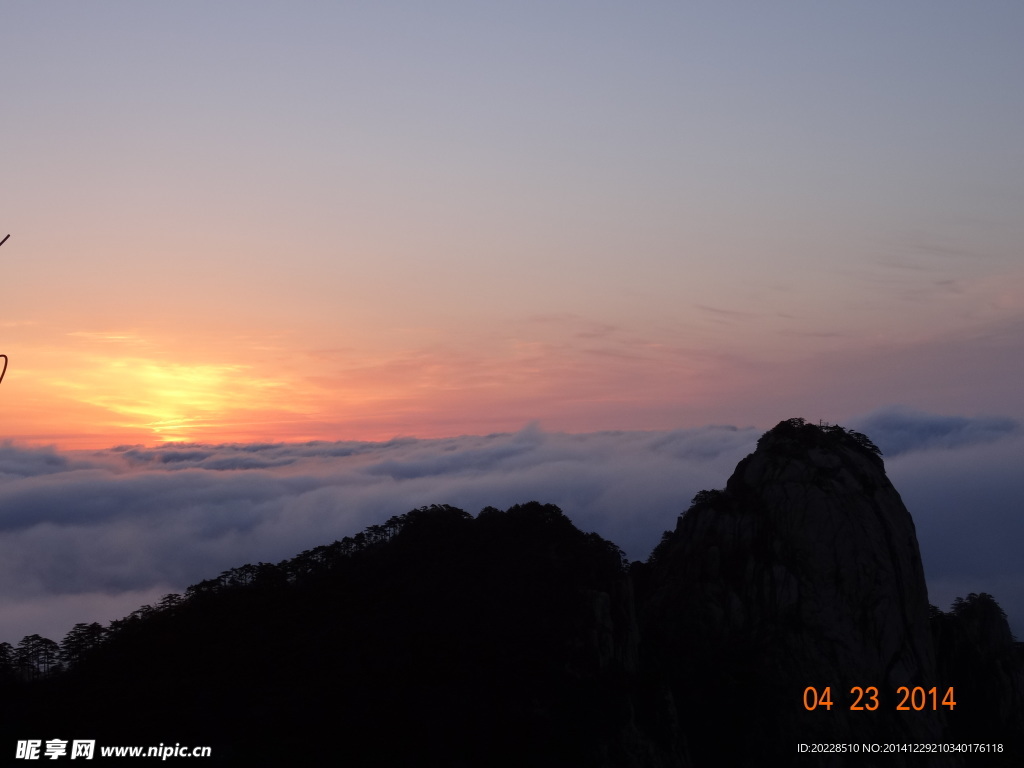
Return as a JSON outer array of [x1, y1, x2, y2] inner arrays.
[[1, 234, 9, 382]]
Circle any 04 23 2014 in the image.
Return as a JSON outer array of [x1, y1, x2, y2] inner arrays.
[[802, 685, 957, 711]]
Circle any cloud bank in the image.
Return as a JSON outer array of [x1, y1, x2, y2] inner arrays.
[[850, 406, 1020, 456], [1, 411, 1021, 643]]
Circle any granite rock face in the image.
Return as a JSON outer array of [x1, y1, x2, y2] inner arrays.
[[643, 419, 960, 767]]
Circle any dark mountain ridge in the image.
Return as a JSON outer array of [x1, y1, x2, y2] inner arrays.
[[2, 419, 1021, 765]]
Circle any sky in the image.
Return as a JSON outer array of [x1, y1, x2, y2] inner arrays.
[[0, 4, 1022, 641]]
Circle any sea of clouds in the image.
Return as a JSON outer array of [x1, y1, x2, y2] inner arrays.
[[0, 407, 1020, 643]]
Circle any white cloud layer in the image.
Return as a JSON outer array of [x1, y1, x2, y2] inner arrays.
[[1, 411, 1021, 643]]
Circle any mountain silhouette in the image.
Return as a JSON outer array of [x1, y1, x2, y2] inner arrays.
[[2, 419, 1020, 766]]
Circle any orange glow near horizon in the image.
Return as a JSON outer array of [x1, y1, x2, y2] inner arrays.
[[3, 291, 1023, 452], [0, 320, 729, 450], [53, 359, 291, 443], [3, 355, 307, 448], [0, 325, 330, 448]]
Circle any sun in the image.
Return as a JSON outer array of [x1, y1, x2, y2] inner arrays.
[[51, 356, 290, 443]]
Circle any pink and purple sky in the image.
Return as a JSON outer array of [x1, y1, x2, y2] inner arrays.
[[1, 3, 1022, 641]]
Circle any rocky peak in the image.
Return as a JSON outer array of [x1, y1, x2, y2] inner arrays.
[[643, 418, 959, 767], [752, 417, 885, 469]]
